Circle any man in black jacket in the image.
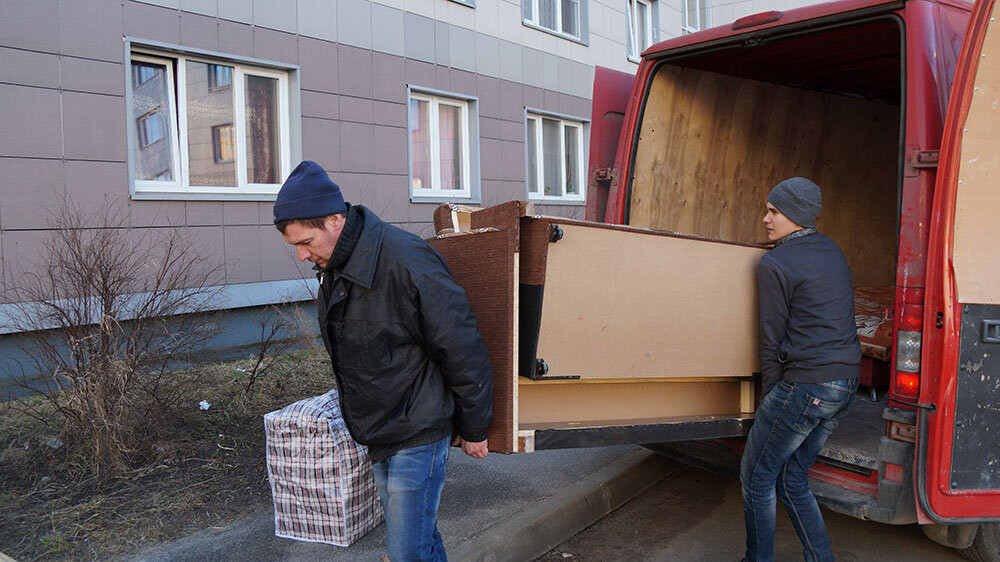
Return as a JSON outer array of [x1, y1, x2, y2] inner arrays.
[[274, 161, 493, 561], [741, 177, 861, 562]]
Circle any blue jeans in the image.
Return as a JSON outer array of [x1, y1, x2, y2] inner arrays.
[[741, 378, 858, 562], [372, 436, 450, 562]]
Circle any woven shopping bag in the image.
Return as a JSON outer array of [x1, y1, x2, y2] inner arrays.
[[264, 388, 383, 546]]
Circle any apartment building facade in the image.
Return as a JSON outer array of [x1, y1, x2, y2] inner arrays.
[[0, 0, 817, 350]]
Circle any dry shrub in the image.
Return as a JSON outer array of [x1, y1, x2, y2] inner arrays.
[[7, 203, 220, 477]]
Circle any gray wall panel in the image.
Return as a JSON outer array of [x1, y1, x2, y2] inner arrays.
[[298, 36, 340, 92], [253, 27, 298, 64], [0, 158, 64, 231], [181, 0, 218, 17], [339, 121, 376, 173], [301, 117, 342, 170], [372, 4, 405, 56], [0, 47, 60, 89], [218, 18, 255, 57], [338, 45, 374, 98], [0, 85, 63, 159], [373, 125, 409, 175], [405, 58, 437, 90], [61, 57, 126, 96], [435, 20, 451, 66], [475, 33, 500, 77], [302, 90, 341, 121], [449, 26, 477, 72], [224, 225, 264, 283], [373, 51, 406, 102], [298, 0, 338, 42], [186, 201, 224, 226], [253, 0, 298, 33], [64, 161, 129, 226], [61, 0, 125, 62], [180, 11, 220, 51], [125, 1, 182, 45], [62, 92, 127, 162], [338, 0, 373, 49], [404, 12, 437, 63], [1, 0, 60, 53], [218, 0, 253, 23], [498, 40, 523, 83], [223, 202, 263, 226], [341, 96, 375, 124], [373, 100, 406, 127]]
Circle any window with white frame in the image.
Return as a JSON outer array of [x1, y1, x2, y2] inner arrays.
[[682, 0, 710, 33], [522, 0, 581, 39], [408, 91, 474, 199], [127, 50, 292, 196], [626, 0, 654, 62], [525, 113, 586, 202]]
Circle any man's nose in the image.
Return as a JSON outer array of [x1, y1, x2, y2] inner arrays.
[[296, 247, 310, 261]]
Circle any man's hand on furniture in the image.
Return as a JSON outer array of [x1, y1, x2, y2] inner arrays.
[[452, 436, 488, 459]]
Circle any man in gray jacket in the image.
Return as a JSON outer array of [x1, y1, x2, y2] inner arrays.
[[741, 177, 861, 562]]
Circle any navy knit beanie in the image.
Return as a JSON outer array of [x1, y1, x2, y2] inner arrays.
[[767, 177, 822, 228], [273, 161, 346, 223]]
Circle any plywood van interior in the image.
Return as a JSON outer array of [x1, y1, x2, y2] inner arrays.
[[627, 17, 904, 473]]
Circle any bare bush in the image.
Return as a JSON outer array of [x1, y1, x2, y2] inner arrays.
[[7, 203, 221, 476]]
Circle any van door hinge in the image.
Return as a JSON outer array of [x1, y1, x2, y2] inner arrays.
[[905, 150, 940, 176], [594, 167, 615, 182]]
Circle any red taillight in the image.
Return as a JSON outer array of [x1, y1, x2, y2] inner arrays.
[[732, 11, 783, 30], [894, 371, 920, 398], [899, 287, 925, 331]]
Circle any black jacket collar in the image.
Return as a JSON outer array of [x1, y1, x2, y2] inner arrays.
[[320, 205, 383, 290]]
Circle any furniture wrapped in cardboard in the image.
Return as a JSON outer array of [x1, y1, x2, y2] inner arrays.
[[264, 388, 383, 546], [429, 201, 767, 454]]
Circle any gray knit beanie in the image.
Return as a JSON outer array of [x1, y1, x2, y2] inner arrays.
[[767, 177, 822, 228]]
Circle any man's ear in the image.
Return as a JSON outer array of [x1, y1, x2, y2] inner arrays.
[[324, 214, 346, 232]]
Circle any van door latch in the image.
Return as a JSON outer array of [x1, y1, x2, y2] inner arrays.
[[983, 320, 1000, 343], [907, 150, 940, 174]]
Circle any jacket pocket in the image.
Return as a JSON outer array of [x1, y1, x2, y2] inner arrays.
[[335, 319, 394, 372]]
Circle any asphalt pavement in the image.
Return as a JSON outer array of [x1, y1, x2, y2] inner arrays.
[[130, 445, 674, 562]]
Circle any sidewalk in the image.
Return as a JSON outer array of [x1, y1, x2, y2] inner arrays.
[[131, 445, 673, 562]]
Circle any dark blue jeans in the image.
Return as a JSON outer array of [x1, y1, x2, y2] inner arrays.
[[372, 436, 450, 562], [741, 378, 858, 562]]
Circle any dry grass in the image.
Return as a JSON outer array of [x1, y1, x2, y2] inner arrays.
[[0, 348, 333, 561]]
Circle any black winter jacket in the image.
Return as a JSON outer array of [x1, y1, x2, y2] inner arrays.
[[317, 206, 493, 462], [757, 231, 861, 396]]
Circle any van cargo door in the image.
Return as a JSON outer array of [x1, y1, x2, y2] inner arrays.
[[586, 66, 635, 222], [920, 0, 1000, 523]]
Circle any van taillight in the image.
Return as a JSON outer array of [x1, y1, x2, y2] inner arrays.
[[894, 289, 924, 399]]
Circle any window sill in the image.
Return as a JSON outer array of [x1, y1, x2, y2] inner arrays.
[[131, 190, 279, 202], [527, 197, 586, 206], [410, 194, 481, 205], [521, 21, 589, 46]]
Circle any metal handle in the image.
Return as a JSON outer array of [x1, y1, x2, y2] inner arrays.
[[983, 320, 1000, 343]]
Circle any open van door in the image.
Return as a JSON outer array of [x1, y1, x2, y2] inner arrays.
[[920, 0, 1000, 523], [586, 66, 635, 222]]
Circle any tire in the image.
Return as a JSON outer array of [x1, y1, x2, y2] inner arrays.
[[961, 523, 1000, 562]]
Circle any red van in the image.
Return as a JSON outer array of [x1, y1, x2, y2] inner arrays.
[[587, 0, 1000, 556]]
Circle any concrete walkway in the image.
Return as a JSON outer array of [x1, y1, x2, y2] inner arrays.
[[131, 445, 674, 562]]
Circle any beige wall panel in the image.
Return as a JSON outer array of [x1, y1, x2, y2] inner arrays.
[[629, 65, 899, 287], [953, 4, 1000, 305], [534, 223, 766, 379]]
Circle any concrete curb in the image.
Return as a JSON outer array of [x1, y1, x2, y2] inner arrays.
[[449, 449, 674, 562]]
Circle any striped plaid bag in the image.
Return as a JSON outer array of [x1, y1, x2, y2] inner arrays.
[[264, 388, 384, 546]]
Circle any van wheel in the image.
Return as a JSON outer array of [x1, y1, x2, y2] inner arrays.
[[961, 523, 1000, 562]]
